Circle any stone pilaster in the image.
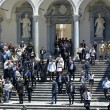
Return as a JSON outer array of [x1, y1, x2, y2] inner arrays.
[[73, 15, 80, 57], [33, 15, 39, 59]]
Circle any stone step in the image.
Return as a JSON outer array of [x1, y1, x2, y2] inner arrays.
[[10, 98, 105, 102], [0, 104, 108, 110]]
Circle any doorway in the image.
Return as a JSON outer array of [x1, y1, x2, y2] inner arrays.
[[45, 1, 74, 55], [56, 24, 72, 40]]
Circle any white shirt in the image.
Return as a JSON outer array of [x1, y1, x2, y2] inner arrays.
[[83, 91, 92, 100], [4, 83, 11, 91], [78, 47, 82, 53], [88, 74, 94, 80], [56, 57, 64, 69], [47, 62, 56, 72], [70, 64, 73, 70], [90, 49, 96, 56], [4, 61, 9, 69], [86, 53, 90, 59], [56, 62, 63, 72], [102, 80, 110, 89]]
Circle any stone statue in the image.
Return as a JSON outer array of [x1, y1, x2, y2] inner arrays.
[[21, 13, 31, 38], [95, 13, 105, 37]]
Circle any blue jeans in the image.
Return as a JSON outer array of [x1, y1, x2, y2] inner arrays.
[[4, 90, 9, 102], [85, 68, 89, 79]]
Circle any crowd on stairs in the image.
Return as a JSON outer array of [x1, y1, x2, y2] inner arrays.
[[0, 39, 109, 110]]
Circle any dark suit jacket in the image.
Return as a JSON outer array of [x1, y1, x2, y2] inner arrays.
[[40, 49, 46, 55], [68, 84, 75, 94], [52, 81, 57, 94], [56, 75, 64, 83]]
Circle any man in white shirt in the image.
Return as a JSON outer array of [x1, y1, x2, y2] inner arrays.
[[4, 60, 13, 79], [83, 88, 92, 110], [47, 59, 56, 81], [85, 51, 91, 61], [102, 77, 110, 100], [3, 80, 12, 102]]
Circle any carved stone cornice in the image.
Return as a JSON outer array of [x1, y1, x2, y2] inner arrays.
[[33, 15, 39, 22], [73, 15, 80, 22]]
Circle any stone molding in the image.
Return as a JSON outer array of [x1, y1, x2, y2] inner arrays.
[[73, 15, 80, 22], [33, 15, 39, 22]]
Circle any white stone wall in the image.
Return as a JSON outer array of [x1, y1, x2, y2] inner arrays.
[[39, 15, 47, 51], [80, 9, 92, 48]]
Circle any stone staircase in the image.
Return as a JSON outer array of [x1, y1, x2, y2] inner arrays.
[[0, 61, 110, 110]]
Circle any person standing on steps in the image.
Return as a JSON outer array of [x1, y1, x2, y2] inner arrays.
[[40, 47, 46, 64], [83, 88, 92, 110], [88, 71, 94, 93], [51, 80, 57, 104], [102, 77, 110, 100], [47, 59, 56, 81], [67, 82, 76, 105], [27, 84, 33, 102]]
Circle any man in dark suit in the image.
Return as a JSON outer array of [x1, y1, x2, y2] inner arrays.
[[27, 84, 33, 102], [40, 47, 46, 64], [56, 73, 63, 94], [67, 82, 75, 105], [80, 84, 86, 103], [92, 41, 97, 59], [17, 81, 24, 104], [68, 61, 76, 81], [51, 80, 57, 104], [80, 40, 86, 59]]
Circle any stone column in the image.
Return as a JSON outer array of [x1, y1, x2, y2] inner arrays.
[[46, 17, 51, 54], [33, 15, 39, 59], [73, 15, 80, 57]]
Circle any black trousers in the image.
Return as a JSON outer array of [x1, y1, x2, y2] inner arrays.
[[79, 53, 82, 61], [103, 88, 108, 100], [28, 93, 32, 102], [58, 82, 63, 94], [19, 93, 23, 104], [84, 100, 90, 110], [69, 93, 74, 104], [48, 71, 54, 80], [69, 70, 75, 80], [4, 69, 8, 79]]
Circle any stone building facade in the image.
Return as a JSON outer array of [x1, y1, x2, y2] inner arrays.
[[0, 0, 110, 58]]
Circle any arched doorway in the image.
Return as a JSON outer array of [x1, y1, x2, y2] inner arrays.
[[45, 0, 74, 55]]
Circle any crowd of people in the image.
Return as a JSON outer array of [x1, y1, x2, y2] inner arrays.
[[0, 39, 109, 110]]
